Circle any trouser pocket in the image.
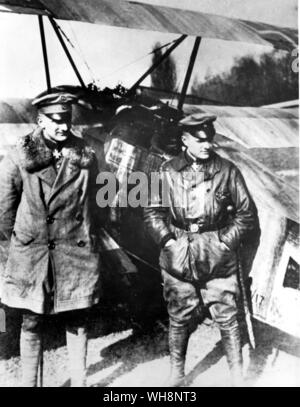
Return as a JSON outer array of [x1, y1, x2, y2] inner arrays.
[[159, 237, 192, 282]]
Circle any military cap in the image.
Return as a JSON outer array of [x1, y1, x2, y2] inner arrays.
[[32, 91, 78, 114], [179, 113, 217, 140], [179, 113, 217, 128]]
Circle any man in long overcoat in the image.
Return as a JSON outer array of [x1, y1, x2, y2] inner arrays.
[[143, 113, 260, 386], [0, 91, 102, 386]]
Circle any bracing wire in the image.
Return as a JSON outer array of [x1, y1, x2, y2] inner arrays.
[[54, 20, 96, 84], [100, 38, 180, 81], [47, 22, 181, 87]]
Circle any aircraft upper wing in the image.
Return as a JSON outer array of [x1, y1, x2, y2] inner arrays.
[[0, 0, 297, 50]]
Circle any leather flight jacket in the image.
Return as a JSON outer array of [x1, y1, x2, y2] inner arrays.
[[143, 151, 260, 282]]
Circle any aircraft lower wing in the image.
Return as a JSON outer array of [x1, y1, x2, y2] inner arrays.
[[0, 0, 297, 50]]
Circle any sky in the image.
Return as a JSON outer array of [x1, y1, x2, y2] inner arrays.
[[0, 0, 297, 98]]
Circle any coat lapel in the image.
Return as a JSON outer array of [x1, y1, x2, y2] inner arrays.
[[48, 158, 80, 204], [17, 129, 96, 205], [170, 151, 222, 181], [35, 166, 57, 187], [47, 135, 95, 204]]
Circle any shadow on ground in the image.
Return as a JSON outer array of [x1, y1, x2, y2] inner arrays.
[[245, 320, 300, 383], [1, 305, 300, 387], [0, 298, 167, 361], [183, 319, 300, 387], [62, 326, 169, 387]]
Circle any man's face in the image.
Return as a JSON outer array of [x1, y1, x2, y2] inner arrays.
[[182, 128, 214, 160], [38, 112, 72, 143]]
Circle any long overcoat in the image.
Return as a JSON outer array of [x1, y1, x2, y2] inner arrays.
[[0, 127, 103, 314]]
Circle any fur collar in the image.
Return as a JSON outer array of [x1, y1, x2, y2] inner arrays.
[[16, 127, 95, 173]]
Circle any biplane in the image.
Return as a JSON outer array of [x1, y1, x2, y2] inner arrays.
[[0, 0, 299, 339]]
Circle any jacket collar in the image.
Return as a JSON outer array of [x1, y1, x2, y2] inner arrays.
[[170, 150, 222, 180], [16, 127, 95, 173]]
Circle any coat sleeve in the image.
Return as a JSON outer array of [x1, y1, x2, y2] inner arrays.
[[219, 165, 260, 251], [0, 154, 22, 241], [143, 163, 175, 248]]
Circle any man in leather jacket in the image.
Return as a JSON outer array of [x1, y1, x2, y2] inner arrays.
[[143, 113, 260, 386]]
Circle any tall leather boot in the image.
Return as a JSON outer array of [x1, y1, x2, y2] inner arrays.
[[166, 323, 190, 387], [66, 326, 88, 387], [220, 320, 243, 387], [20, 330, 42, 387]]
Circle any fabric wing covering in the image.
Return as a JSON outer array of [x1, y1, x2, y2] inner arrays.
[[183, 104, 299, 224], [0, 0, 297, 50]]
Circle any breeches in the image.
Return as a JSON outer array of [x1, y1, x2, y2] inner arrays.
[[21, 309, 89, 334], [162, 270, 240, 328]]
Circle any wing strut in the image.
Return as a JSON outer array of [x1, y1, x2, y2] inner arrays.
[[38, 15, 51, 93], [48, 17, 87, 89], [178, 36, 201, 111], [128, 34, 187, 95]]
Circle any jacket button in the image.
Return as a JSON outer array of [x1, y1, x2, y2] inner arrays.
[[48, 240, 55, 250], [46, 215, 54, 224], [77, 240, 86, 247], [75, 214, 83, 222]]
